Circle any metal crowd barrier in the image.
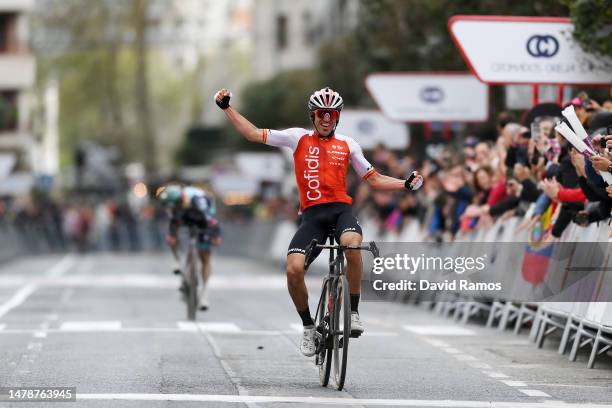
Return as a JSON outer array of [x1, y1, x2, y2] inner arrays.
[[268, 211, 612, 368]]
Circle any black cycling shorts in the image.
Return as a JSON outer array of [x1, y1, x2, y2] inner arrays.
[[287, 203, 362, 258]]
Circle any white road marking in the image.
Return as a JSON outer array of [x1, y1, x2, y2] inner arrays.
[[403, 325, 476, 336], [484, 371, 510, 379], [177, 321, 198, 332], [0, 323, 5, 330], [0, 255, 75, 319], [33, 331, 47, 338], [442, 347, 461, 354], [60, 321, 122, 331], [0, 284, 36, 319], [519, 389, 551, 398], [198, 322, 241, 333], [46, 256, 77, 278], [501, 380, 528, 387], [75, 393, 608, 407]]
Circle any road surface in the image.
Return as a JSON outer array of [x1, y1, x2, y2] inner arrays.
[[0, 253, 611, 407]]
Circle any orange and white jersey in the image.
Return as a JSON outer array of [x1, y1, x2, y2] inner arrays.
[[262, 127, 375, 211]]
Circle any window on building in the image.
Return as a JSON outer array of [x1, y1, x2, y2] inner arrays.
[[0, 91, 18, 132], [302, 11, 315, 44], [276, 14, 287, 50], [0, 13, 17, 53]]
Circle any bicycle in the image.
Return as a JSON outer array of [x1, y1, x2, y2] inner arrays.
[[304, 231, 379, 391], [174, 225, 203, 321]]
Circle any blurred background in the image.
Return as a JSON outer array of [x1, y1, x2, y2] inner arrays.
[[1, 1, 612, 402], [0, 0, 610, 260]]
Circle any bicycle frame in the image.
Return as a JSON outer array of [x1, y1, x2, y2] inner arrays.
[[307, 233, 379, 390]]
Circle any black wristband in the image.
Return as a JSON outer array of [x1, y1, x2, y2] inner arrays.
[[216, 95, 230, 110]]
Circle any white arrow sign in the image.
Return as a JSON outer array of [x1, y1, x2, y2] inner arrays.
[[448, 16, 612, 85]]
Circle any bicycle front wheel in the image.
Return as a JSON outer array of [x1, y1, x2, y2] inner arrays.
[[314, 279, 331, 386], [332, 275, 351, 390], [186, 245, 198, 321]]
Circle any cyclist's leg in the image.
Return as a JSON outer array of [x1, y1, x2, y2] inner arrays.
[[288, 217, 328, 356], [286, 253, 308, 311], [336, 211, 364, 334], [196, 233, 213, 309], [335, 212, 363, 297], [287, 218, 326, 316], [196, 229, 213, 282], [197, 249, 211, 283]]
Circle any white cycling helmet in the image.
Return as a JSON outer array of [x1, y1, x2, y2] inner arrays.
[[308, 87, 344, 111]]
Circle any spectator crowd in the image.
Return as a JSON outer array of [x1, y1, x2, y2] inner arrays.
[[351, 92, 612, 242]]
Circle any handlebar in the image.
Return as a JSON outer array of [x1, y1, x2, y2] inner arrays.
[[304, 239, 380, 269]]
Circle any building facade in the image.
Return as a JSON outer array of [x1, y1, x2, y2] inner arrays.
[[251, 0, 358, 81], [0, 0, 35, 184]]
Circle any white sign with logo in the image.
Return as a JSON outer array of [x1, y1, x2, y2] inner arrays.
[[335, 110, 409, 149], [448, 16, 612, 84], [365, 73, 489, 122], [235, 152, 285, 182]]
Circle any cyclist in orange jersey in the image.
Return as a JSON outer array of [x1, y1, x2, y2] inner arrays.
[[215, 87, 423, 356]]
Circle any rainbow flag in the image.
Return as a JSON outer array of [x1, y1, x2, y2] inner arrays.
[[522, 202, 556, 285]]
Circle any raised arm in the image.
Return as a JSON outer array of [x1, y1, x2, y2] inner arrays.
[[214, 89, 263, 143], [366, 171, 423, 191]]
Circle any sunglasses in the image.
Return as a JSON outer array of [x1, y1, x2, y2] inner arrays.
[[313, 109, 340, 120]]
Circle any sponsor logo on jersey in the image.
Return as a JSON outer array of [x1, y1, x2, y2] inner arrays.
[[303, 145, 322, 201]]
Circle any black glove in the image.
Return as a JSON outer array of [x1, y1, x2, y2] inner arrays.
[[215, 91, 231, 110], [404, 171, 423, 191], [404, 172, 416, 190]]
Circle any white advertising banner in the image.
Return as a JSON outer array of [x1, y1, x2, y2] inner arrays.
[[365, 73, 489, 122], [335, 110, 409, 149], [448, 16, 612, 85]]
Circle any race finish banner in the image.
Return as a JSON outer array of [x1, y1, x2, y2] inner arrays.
[[365, 73, 489, 122], [448, 16, 612, 85]]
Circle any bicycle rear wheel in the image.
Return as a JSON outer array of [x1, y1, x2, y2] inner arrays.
[[332, 275, 351, 390], [186, 245, 198, 321], [314, 279, 332, 386]]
